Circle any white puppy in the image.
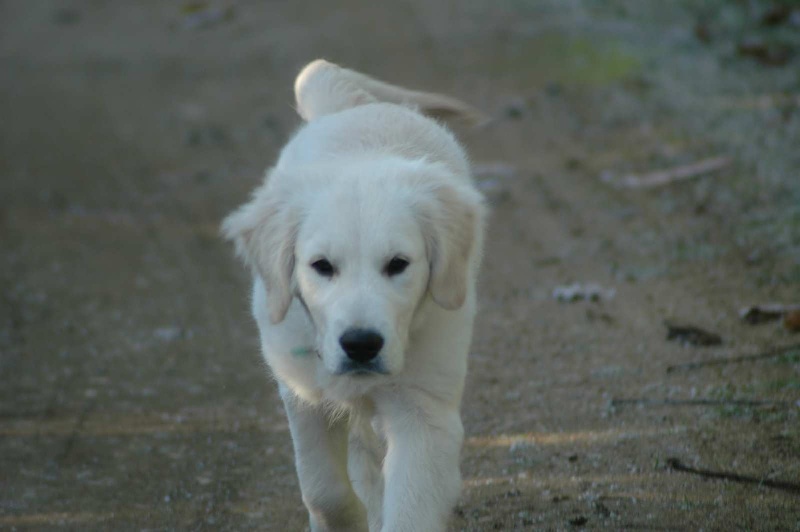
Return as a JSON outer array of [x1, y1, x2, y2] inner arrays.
[[222, 60, 486, 532]]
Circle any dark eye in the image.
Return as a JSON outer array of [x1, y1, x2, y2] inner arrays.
[[311, 259, 335, 277], [385, 257, 409, 277]]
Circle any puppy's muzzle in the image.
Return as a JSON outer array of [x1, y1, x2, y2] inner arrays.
[[339, 328, 384, 363]]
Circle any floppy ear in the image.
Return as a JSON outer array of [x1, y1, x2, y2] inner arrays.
[[418, 179, 486, 310], [221, 177, 298, 323]]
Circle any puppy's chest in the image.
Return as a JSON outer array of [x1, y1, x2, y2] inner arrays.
[[347, 405, 389, 449]]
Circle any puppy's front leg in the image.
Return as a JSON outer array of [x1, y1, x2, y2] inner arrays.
[[280, 385, 368, 532], [377, 393, 464, 532]]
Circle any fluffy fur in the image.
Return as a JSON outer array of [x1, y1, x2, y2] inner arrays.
[[222, 59, 486, 532]]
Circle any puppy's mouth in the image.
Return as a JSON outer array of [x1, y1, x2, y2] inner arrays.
[[292, 344, 390, 376], [333, 359, 390, 377]]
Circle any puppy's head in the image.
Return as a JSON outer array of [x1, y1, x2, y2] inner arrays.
[[222, 159, 484, 378]]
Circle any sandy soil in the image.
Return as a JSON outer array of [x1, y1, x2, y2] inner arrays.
[[1, 1, 799, 530]]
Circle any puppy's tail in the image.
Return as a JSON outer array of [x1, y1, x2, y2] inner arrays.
[[294, 59, 484, 125]]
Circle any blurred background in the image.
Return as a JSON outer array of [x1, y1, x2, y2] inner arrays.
[[1, 1, 799, 529]]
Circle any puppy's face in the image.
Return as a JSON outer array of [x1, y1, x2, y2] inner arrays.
[[222, 159, 484, 379], [294, 179, 429, 376]]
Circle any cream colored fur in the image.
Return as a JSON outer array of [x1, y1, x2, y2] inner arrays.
[[222, 59, 485, 532]]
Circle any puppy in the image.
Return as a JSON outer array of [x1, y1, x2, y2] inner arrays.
[[222, 60, 486, 532]]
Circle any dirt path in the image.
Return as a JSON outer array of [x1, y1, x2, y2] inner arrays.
[[2, 1, 798, 530]]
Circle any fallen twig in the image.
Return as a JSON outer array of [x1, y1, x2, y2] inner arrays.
[[737, 37, 793, 67], [611, 398, 790, 408], [739, 303, 800, 324], [665, 321, 722, 347], [666, 343, 800, 373], [57, 397, 96, 462], [602, 156, 731, 189], [666, 458, 800, 494], [553, 283, 616, 303]]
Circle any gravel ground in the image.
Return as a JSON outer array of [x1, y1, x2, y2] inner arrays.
[[2, 1, 799, 530]]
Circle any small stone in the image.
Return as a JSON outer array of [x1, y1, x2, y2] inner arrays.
[[784, 310, 800, 332], [568, 515, 588, 526], [593, 501, 611, 517], [154, 327, 182, 342]]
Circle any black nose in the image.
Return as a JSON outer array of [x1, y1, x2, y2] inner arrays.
[[339, 328, 384, 363]]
